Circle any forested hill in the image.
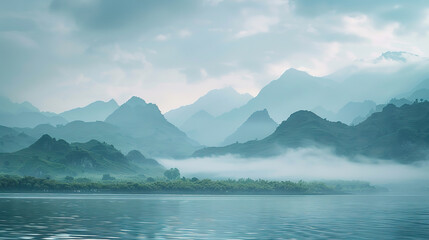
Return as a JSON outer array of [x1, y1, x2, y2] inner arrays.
[[194, 101, 429, 163]]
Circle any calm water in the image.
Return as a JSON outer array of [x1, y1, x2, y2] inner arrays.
[[0, 194, 428, 239]]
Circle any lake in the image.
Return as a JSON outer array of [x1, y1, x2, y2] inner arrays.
[[0, 194, 428, 239]]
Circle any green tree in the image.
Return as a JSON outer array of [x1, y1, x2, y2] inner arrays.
[[64, 176, 74, 182], [146, 177, 155, 182], [164, 168, 180, 180], [102, 174, 116, 181]]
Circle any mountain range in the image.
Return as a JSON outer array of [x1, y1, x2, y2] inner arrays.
[[165, 87, 252, 127], [16, 97, 200, 159], [0, 134, 165, 178], [194, 102, 429, 163], [60, 99, 119, 122], [0, 97, 68, 128], [0, 126, 35, 153], [1, 51, 429, 164]]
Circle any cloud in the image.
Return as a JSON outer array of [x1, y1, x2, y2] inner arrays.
[[49, 0, 198, 32], [235, 15, 279, 38], [1, 0, 429, 113], [178, 29, 192, 38], [155, 34, 170, 41], [341, 15, 400, 48], [160, 147, 429, 184]]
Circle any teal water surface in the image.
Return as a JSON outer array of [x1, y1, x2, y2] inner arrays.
[[0, 194, 428, 239]]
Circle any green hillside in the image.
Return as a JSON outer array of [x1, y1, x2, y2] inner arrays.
[[0, 135, 165, 178], [194, 102, 429, 163]]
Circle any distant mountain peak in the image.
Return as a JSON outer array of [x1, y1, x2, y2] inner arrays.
[[247, 109, 271, 122], [222, 109, 278, 145], [279, 68, 311, 79], [125, 96, 147, 106], [376, 51, 419, 63], [108, 99, 117, 104], [164, 86, 253, 128]]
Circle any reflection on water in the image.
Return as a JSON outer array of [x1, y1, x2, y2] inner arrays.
[[0, 194, 428, 239]]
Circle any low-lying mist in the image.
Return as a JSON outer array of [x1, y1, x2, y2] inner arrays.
[[159, 147, 429, 185]]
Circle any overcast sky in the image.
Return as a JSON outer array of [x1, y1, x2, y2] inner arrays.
[[1, 0, 429, 113]]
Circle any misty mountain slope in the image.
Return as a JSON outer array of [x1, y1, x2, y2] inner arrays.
[[184, 68, 340, 146], [408, 89, 429, 102], [222, 109, 278, 145], [0, 96, 68, 128], [221, 68, 339, 123], [332, 52, 429, 104], [19, 120, 175, 159], [314, 101, 377, 125], [0, 135, 162, 178], [0, 96, 39, 114], [0, 125, 35, 153], [349, 88, 428, 125], [194, 102, 429, 163], [18, 121, 139, 156], [105, 96, 200, 158], [179, 110, 218, 146], [165, 87, 252, 127], [125, 150, 165, 176], [335, 101, 376, 125], [60, 99, 118, 122], [0, 112, 68, 128]]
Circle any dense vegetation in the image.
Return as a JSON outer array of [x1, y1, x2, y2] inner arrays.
[[0, 175, 385, 195], [0, 175, 321, 194], [195, 101, 429, 163]]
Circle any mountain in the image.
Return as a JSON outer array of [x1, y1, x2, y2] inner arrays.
[[334, 101, 376, 125], [0, 135, 147, 177], [348, 88, 428, 125], [60, 99, 118, 122], [314, 101, 377, 125], [222, 109, 278, 145], [0, 112, 68, 128], [165, 87, 252, 127], [18, 121, 140, 155], [171, 56, 429, 146], [408, 89, 429, 102], [125, 150, 164, 176], [18, 97, 200, 159], [194, 102, 429, 163], [0, 125, 35, 153], [329, 52, 429, 105], [105, 96, 200, 158], [0, 135, 164, 178], [0, 96, 39, 114], [374, 51, 419, 63], [187, 68, 339, 146], [179, 110, 218, 146], [0, 97, 68, 128]]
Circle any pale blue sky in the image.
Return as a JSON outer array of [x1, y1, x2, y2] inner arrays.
[[1, 0, 429, 112]]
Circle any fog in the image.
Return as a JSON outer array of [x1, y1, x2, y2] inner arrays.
[[160, 147, 429, 184]]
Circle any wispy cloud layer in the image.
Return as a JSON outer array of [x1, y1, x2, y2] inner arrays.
[[1, 0, 429, 112]]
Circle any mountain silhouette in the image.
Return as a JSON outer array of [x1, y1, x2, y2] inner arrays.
[[194, 102, 429, 163], [60, 99, 118, 122], [165, 87, 252, 127], [222, 109, 278, 145], [0, 135, 164, 178]]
